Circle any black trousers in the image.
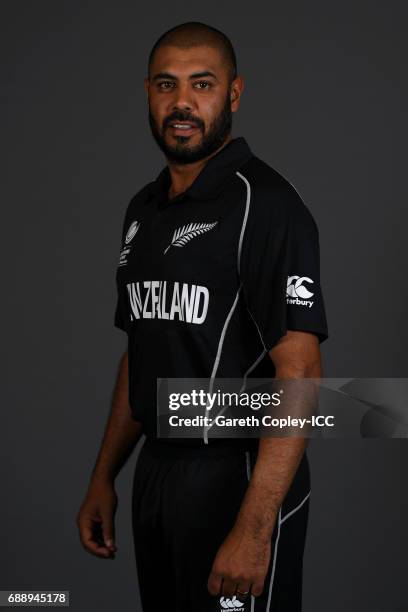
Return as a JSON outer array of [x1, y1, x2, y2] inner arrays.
[[131, 438, 311, 612]]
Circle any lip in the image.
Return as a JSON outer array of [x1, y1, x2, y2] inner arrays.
[[168, 122, 200, 136]]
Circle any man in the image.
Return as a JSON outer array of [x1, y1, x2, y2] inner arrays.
[[77, 21, 328, 612]]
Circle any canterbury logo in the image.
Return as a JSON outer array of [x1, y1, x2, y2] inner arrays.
[[164, 221, 218, 254], [287, 275, 314, 308], [219, 595, 246, 609], [125, 220, 140, 244], [287, 275, 314, 299]]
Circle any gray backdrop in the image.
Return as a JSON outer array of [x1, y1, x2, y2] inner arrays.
[[2, 1, 407, 610]]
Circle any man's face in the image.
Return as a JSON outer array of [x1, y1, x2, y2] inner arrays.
[[145, 45, 242, 164]]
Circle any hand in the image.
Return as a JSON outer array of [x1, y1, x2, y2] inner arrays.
[[76, 479, 118, 559], [207, 524, 272, 599]]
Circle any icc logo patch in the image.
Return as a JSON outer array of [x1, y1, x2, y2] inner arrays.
[[125, 220, 140, 244]]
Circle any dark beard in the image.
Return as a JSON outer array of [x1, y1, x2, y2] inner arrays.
[[148, 88, 233, 165]]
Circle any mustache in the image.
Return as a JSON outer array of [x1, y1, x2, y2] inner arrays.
[[163, 113, 204, 130]]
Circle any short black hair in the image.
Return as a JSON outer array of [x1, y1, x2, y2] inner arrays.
[[148, 21, 237, 84]]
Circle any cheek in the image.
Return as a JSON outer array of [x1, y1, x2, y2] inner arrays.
[[196, 99, 217, 124], [149, 96, 167, 120], [204, 103, 224, 129]]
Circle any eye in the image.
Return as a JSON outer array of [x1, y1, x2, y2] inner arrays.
[[193, 81, 212, 89], [158, 81, 175, 89]]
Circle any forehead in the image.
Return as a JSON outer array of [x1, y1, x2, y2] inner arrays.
[[150, 44, 225, 77]]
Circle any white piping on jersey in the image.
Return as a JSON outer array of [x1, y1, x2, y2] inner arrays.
[[246, 307, 268, 351], [203, 348, 267, 440], [280, 490, 311, 524], [202, 171, 263, 443], [202, 285, 242, 444], [235, 171, 269, 352], [202, 171, 254, 444], [282, 174, 307, 207], [202, 348, 265, 445], [238, 349, 267, 394], [209, 284, 242, 384], [235, 171, 251, 276], [241, 347, 311, 610]]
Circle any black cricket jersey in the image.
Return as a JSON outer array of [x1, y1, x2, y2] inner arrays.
[[114, 137, 329, 440]]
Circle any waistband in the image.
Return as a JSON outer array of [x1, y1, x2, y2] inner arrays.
[[141, 437, 259, 459]]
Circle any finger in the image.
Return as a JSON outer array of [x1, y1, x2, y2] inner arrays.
[[100, 512, 117, 552], [250, 579, 265, 598], [235, 580, 252, 602], [221, 577, 237, 597], [78, 516, 112, 558], [207, 570, 223, 597]]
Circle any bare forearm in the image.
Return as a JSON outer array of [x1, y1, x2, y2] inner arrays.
[[235, 352, 321, 541], [90, 350, 143, 485], [235, 436, 307, 540]]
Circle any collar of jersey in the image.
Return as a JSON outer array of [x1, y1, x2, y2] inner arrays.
[[149, 136, 254, 203]]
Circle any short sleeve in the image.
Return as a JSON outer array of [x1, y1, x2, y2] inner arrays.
[[284, 203, 328, 343], [239, 182, 329, 351]]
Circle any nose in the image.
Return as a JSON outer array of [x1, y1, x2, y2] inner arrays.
[[171, 81, 195, 112]]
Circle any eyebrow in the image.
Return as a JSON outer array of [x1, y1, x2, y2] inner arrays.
[[152, 71, 218, 82]]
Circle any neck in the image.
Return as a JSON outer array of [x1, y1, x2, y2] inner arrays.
[[166, 135, 232, 199]]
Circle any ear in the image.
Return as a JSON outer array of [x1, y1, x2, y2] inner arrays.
[[231, 76, 244, 112]]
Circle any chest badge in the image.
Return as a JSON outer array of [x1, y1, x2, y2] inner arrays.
[[164, 221, 218, 255], [125, 220, 141, 244], [118, 220, 140, 267]]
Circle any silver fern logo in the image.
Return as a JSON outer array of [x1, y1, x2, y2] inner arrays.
[[164, 221, 218, 254]]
